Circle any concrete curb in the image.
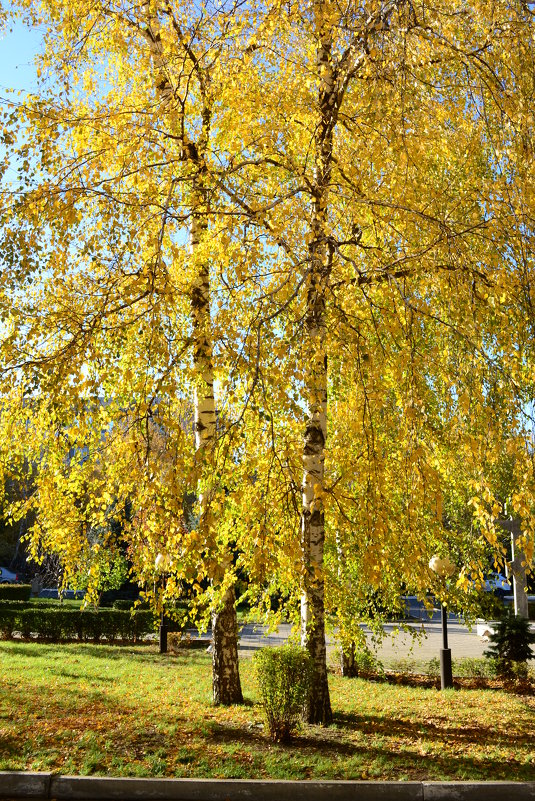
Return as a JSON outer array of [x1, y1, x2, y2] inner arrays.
[[0, 773, 51, 799], [0, 773, 534, 801]]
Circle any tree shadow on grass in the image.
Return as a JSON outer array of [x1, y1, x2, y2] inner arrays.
[[1, 684, 534, 781], [0, 641, 147, 661], [0, 682, 120, 716], [71, 643, 211, 668], [0, 730, 26, 758], [206, 724, 267, 745], [203, 720, 535, 781], [51, 669, 116, 682], [289, 723, 534, 781], [0, 640, 204, 662], [334, 710, 534, 750], [0, 642, 65, 659], [0, 682, 185, 759]]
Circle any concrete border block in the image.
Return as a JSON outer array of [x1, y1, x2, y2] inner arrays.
[[423, 783, 535, 801], [1, 773, 534, 801], [51, 777, 423, 801], [0, 771, 51, 798]]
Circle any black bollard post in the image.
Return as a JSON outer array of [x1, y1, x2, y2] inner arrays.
[[159, 609, 167, 654], [440, 605, 453, 689]]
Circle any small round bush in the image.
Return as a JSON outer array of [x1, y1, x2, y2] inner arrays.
[[254, 644, 313, 743]]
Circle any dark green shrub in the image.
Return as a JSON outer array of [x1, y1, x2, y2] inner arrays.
[[18, 609, 34, 640], [96, 610, 123, 642], [0, 600, 29, 610], [254, 645, 313, 743], [17, 608, 76, 641], [484, 613, 535, 676], [112, 599, 134, 610], [0, 606, 155, 643], [33, 608, 73, 640], [0, 599, 73, 608], [0, 584, 32, 602], [81, 610, 105, 642], [116, 610, 153, 641], [77, 609, 154, 642], [0, 609, 17, 639]]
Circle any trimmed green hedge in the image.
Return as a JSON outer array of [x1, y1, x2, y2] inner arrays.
[[112, 599, 137, 610], [0, 600, 57, 609], [0, 606, 155, 643], [0, 584, 32, 601], [0, 598, 83, 610]]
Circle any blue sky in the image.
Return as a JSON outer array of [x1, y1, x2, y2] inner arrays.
[[0, 17, 42, 93]]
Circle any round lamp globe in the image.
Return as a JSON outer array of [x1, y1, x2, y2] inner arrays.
[[429, 554, 456, 578]]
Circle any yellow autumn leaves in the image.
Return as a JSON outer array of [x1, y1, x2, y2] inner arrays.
[[0, 0, 533, 651]]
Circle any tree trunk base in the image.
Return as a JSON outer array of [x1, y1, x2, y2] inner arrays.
[[211, 585, 243, 706], [303, 632, 332, 725], [340, 642, 359, 678], [305, 679, 332, 725]]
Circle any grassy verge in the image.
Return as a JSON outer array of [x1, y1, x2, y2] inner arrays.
[[0, 641, 534, 780]]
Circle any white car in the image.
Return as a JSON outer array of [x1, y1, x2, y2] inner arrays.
[[0, 566, 21, 583]]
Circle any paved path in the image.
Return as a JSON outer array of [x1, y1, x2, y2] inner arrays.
[[184, 618, 534, 667], [364, 622, 490, 665], [229, 621, 493, 664]]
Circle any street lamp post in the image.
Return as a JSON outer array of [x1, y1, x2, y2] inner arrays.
[[429, 554, 456, 690], [439, 603, 452, 690], [155, 552, 170, 654], [159, 603, 167, 654]]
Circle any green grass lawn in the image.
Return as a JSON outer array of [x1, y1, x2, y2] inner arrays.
[[0, 641, 534, 781]]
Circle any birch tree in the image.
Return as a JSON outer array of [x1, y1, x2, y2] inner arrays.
[[0, 0, 260, 705], [139, 0, 243, 706], [212, 0, 535, 722]]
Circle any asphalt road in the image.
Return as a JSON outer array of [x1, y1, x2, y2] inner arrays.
[[179, 619, 515, 666]]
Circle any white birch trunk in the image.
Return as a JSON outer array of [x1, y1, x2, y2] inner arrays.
[[190, 207, 243, 706], [300, 4, 338, 725], [301, 339, 332, 722], [145, 3, 242, 705]]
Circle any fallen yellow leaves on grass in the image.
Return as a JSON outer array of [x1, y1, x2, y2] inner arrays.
[[0, 642, 534, 781]]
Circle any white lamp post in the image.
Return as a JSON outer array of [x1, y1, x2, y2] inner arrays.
[[429, 554, 456, 690], [155, 552, 170, 654]]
